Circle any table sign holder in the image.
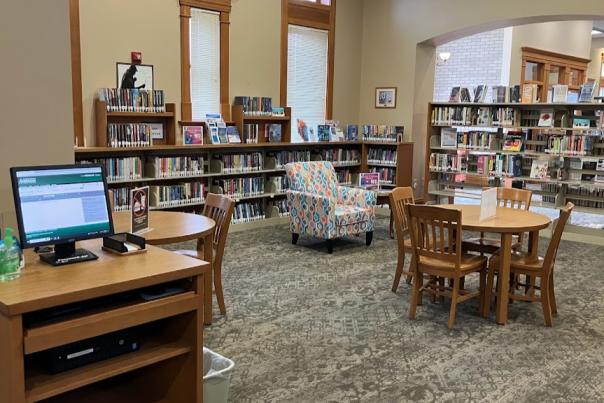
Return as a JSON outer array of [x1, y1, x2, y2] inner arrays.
[[479, 188, 497, 221], [359, 172, 380, 191], [130, 186, 151, 234]]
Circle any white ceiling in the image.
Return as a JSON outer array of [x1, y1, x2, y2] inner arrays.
[[593, 21, 604, 38]]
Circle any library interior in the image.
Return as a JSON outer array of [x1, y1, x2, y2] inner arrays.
[[3, 1, 604, 402]]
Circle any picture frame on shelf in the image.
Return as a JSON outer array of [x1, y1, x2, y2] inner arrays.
[[375, 87, 397, 108], [117, 62, 154, 90]]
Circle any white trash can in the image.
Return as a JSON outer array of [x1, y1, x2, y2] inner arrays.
[[203, 347, 235, 403]]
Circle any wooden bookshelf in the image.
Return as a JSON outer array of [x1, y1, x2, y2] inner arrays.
[[232, 105, 292, 143], [425, 102, 604, 216], [95, 100, 176, 147], [74, 139, 413, 226]]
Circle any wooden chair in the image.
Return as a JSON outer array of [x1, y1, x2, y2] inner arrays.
[[463, 187, 532, 254], [407, 205, 487, 329], [389, 187, 415, 292], [176, 193, 235, 317], [485, 203, 574, 326]]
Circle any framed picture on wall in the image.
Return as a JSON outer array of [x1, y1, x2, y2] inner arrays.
[[375, 87, 397, 108], [116, 62, 154, 90]]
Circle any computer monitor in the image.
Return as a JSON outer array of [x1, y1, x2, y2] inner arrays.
[[10, 164, 114, 266]]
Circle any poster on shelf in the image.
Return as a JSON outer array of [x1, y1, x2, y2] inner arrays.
[[359, 172, 380, 191], [130, 186, 150, 234]]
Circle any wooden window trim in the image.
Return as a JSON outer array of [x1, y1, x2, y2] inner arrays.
[[69, 0, 84, 146], [280, 0, 336, 119], [180, 0, 231, 121]]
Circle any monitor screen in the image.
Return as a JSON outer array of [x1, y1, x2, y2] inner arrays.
[[11, 165, 114, 248]]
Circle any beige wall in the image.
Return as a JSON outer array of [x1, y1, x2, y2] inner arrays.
[[358, 0, 604, 192], [332, 0, 363, 124], [509, 21, 593, 85], [0, 0, 74, 229], [588, 37, 604, 80], [80, 0, 181, 146]]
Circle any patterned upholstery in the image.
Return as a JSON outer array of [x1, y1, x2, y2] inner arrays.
[[285, 161, 376, 240]]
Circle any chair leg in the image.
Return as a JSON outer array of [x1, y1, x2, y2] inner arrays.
[[479, 267, 487, 314], [214, 263, 226, 316], [326, 239, 333, 254], [409, 271, 423, 319], [391, 250, 405, 292], [448, 278, 460, 329], [405, 255, 415, 285], [366, 231, 373, 246], [438, 277, 445, 303], [292, 233, 299, 245], [541, 275, 554, 327], [549, 272, 558, 316], [483, 268, 495, 318]]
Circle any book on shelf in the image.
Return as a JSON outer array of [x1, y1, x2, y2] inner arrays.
[[538, 110, 554, 127], [492, 86, 507, 103], [146, 156, 204, 178], [473, 85, 488, 103], [530, 159, 549, 179], [509, 85, 521, 103], [272, 107, 285, 116], [108, 123, 153, 148], [572, 117, 591, 129], [578, 81, 598, 103], [346, 125, 358, 141], [98, 88, 166, 112], [596, 159, 604, 183], [460, 87, 472, 102], [318, 125, 331, 142], [449, 87, 461, 102], [522, 84, 538, 103], [233, 96, 273, 116], [502, 134, 523, 152], [183, 125, 203, 145], [267, 124, 282, 143], [440, 128, 457, 148], [551, 84, 568, 103], [227, 126, 241, 144], [218, 127, 228, 144]]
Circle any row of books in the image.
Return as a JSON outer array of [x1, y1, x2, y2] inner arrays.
[[565, 194, 604, 209], [234, 96, 274, 116], [431, 106, 520, 126], [272, 199, 289, 217], [99, 88, 166, 112], [337, 169, 353, 185], [315, 149, 360, 165], [217, 153, 264, 173], [367, 148, 397, 165], [215, 177, 265, 198], [242, 124, 282, 144], [232, 201, 265, 224], [269, 150, 311, 168], [447, 129, 499, 150], [80, 158, 143, 181], [368, 167, 396, 184], [267, 176, 289, 193], [149, 183, 205, 208], [448, 85, 522, 103], [430, 153, 466, 173], [111, 187, 131, 212], [475, 155, 523, 177], [545, 135, 594, 156], [361, 125, 404, 142], [146, 156, 204, 178], [108, 123, 155, 148]]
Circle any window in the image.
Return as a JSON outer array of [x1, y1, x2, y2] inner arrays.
[[190, 9, 220, 119], [287, 25, 328, 142]]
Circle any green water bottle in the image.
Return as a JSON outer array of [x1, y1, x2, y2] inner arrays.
[[0, 228, 23, 281]]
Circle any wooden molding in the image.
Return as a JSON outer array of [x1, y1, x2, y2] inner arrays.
[[69, 0, 84, 147], [220, 11, 230, 106], [179, 0, 230, 13], [280, 0, 335, 117], [521, 47, 592, 65], [180, 5, 192, 121]]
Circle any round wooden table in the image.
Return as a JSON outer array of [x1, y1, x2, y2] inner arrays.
[[441, 204, 551, 325], [113, 211, 216, 324]]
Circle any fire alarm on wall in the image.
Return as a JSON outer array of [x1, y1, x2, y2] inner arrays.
[[131, 52, 142, 64]]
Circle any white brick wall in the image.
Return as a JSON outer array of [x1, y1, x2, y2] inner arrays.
[[433, 29, 505, 102]]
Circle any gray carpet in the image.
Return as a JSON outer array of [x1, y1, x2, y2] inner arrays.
[[167, 218, 604, 402]]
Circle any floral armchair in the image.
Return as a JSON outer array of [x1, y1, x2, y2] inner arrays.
[[284, 161, 377, 253]]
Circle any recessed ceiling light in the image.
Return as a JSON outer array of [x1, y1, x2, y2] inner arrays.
[[592, 29, 603, 35]]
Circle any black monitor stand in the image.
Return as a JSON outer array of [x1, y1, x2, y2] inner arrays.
[[39, 241, 99, 266]]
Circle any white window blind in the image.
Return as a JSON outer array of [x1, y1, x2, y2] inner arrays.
[[190, 9, 220, 120], [287, 25, 328, 142]]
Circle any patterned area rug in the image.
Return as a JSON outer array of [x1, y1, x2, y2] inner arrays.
[[165, 218, 604, 402]]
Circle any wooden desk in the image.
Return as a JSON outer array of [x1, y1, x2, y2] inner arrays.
[[441, 204, 551, 325], [0, 239, 208, 402], [113, 211, 216, 325]]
